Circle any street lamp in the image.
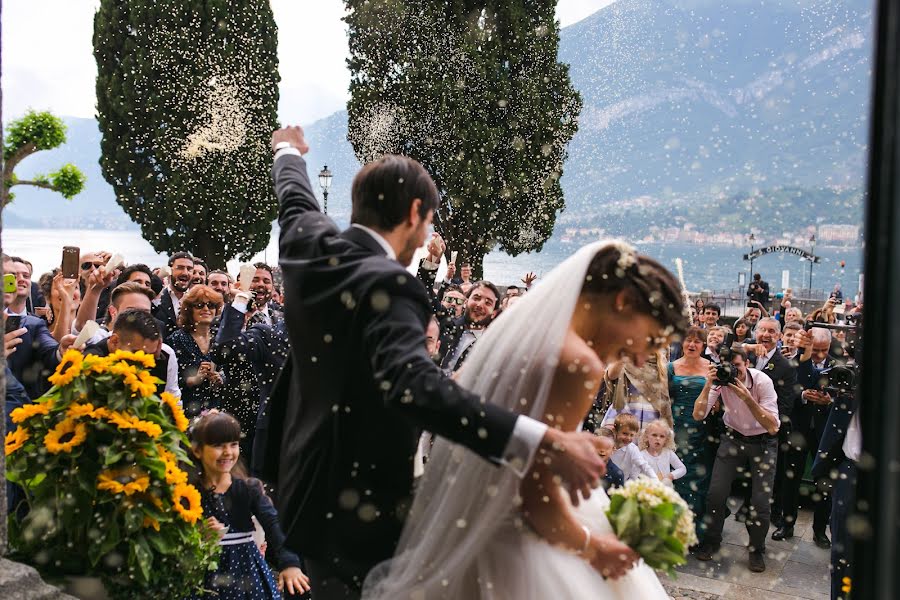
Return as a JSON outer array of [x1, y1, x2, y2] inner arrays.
[[318, 165, 333, 214], [808, 233, 816, 292], [748, 233, 756, 283]]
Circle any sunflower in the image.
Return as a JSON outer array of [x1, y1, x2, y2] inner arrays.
[[91, 407, 110, 419], [10, 400, 54, 424], [82, 353, 110, 374], [5, 427, 30, 455], [164, 459, 188, 485], [67, 402, 96, 419], [48, 350, 84, 387], [172, 483, 203, 524], [109, 349, 156, 369], [160, 392, 190, 432], [44, 418, 88, 454], [142, 516, 161, 531], [129, 418, 163, 439], [97, 468, 151, 496]]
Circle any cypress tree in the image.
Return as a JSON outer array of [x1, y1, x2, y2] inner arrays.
[[93, 0, 280, 268], [346, 0, 581, 277]]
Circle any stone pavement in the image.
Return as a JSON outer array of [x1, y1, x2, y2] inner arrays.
[[662, 505, 832, 600]]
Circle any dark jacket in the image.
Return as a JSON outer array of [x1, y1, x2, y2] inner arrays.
[[152, 289, 180, 338], [212, 304, 290, 475], [792, 356, 836, 439], [6, 314, 60, 399], [262, 153, 518, 566]]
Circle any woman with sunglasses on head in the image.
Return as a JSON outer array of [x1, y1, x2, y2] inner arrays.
[[167, 285, 226, 418]]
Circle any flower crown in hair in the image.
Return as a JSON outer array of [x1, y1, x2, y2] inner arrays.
[[188, 408, 220, 434]]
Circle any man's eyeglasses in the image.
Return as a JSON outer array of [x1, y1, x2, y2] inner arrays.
[[81, 262, 104, 271], [191, 301, 220, 310], [443, 297, 465, 306]]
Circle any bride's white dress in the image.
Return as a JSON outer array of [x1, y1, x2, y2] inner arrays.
[[479, 487, 669, 599], [362, 241, 672, 600]]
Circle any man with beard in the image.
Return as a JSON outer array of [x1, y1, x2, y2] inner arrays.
[[438, 280, 500, 374], [152, 252, 194, 337], [207, 270, 234, 304], [192, 259, 209, 286], [246, 263, 283, 326]]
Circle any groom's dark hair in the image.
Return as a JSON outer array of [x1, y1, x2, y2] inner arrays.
[[351, 154, 439, 231], [583, 246, 689, 335]]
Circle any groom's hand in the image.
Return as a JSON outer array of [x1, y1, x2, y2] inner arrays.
[[271, 125, 310, 155], [540, 429, 607, 506]]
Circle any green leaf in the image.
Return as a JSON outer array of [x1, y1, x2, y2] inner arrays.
[[89, 516, 120, 566], [133, 534, 154, 583]]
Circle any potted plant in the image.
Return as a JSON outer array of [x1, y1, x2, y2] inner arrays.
[[5, 349, 219, 599]]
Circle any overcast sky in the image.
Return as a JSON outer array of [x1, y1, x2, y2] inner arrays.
[[2, 0, 614, 125]]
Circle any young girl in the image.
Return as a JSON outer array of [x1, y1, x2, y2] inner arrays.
[[639, 419, 687, 487], [610, 413, 657, 482], [188, 411, 310, 599]]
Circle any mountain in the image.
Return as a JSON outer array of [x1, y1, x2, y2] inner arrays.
[[3, 0, 872, 242]]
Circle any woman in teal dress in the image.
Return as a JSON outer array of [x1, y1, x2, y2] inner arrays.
[[668, 327, 719, 531]]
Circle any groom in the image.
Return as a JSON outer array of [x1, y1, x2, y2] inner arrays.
[[263, 126, 608, 600]]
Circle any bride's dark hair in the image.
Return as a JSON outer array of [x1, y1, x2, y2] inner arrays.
[[582, 245, 689, 334]]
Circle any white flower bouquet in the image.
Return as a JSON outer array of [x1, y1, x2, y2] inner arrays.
[[605, 477, 698, 577]]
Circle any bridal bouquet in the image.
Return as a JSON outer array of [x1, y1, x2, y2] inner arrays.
[[5, 349, 219, 599], [605, 477, 698, 577]]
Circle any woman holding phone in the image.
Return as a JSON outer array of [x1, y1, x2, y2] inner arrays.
[[167, 285, 226, 418]]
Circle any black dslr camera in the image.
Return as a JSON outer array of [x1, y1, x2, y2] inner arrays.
[[713, 332, 737, 386], [820, 364, 858, 396]]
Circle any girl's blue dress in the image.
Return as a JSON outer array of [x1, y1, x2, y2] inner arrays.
[[188, 478, 301, 600]]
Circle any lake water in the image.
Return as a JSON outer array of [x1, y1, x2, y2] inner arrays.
[[2, 228, 864, 297]]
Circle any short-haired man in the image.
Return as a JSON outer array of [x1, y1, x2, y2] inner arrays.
[[747, 273, 770, 308], [192, 259, 209, 286], [693, 346, 780, 573], [84, 282, 181, 399], [152, 252, 194, 337], [267, 126, 606, 595], [743, 306, 763, 331], [500, 285, 522, 311], [246, 263, 282, 326], [93, 263, 155, 324], [208, 270, 234, 303], [438, 280, 500, 373], [701, 304, 721, 329], [772, 327, 835, 548]]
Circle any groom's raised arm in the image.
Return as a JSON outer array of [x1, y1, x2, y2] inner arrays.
[[271, 126, 339, 260]]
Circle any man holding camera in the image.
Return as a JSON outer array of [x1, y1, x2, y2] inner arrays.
[[692, 346, 780, 573], [747, 272, 770, 310]]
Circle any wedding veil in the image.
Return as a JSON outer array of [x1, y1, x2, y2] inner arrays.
[[362, 240, 626, 599]]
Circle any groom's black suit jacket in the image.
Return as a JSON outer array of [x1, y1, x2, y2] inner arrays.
[[262, 154, 518, 566]]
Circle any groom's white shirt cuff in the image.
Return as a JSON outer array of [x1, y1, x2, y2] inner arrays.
[[274, 146, 303, 161], [501, 416, 548, 478]]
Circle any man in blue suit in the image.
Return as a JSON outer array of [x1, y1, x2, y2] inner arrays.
[[4, 256, 60, 399]]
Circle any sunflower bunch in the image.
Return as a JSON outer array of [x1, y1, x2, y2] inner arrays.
[[6, 349, 219, 599]]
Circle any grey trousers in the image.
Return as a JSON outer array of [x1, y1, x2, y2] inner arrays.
[[701, 430, 778, 553]]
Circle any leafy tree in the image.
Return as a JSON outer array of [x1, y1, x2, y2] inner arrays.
[[1, 111, 86, 208], [93, 0, 280, 269], [346, 0, 582, 277]]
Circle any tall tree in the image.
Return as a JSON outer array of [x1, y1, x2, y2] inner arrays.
[[346, 0, 582, 277], [94, 0, 280, 269], [2, 111, 86, 208]]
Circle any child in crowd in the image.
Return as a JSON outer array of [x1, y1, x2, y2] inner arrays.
[[596, 428, 624, 490], [638, 419, 686, 488], [611, 413, 657, 482], [187, 410, 310, 599]]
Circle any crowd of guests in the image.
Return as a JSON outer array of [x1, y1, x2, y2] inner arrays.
[[3, 241, 860, 598]]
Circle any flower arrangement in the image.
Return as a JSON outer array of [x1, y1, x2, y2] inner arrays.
[[605, 477, 698, 577], [5, 349, 219, 599]]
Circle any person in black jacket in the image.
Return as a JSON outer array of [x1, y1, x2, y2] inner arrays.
[[262, 125, 607, 599], [747, 273, 770, 309]]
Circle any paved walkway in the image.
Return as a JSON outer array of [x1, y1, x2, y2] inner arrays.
[[662, 505, 832, 600]]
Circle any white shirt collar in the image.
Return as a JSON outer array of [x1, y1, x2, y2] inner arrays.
[[756, 345, 777, 369], [351, 224, 397, 261], [4, 307, 27, 318]]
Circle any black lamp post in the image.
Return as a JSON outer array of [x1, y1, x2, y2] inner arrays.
[[748, 233, 756, 282], [808, 233, 816, 292], [318, 165, 333, 214]]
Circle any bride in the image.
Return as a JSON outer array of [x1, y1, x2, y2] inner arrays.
[[362, 241, 689, 599]]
